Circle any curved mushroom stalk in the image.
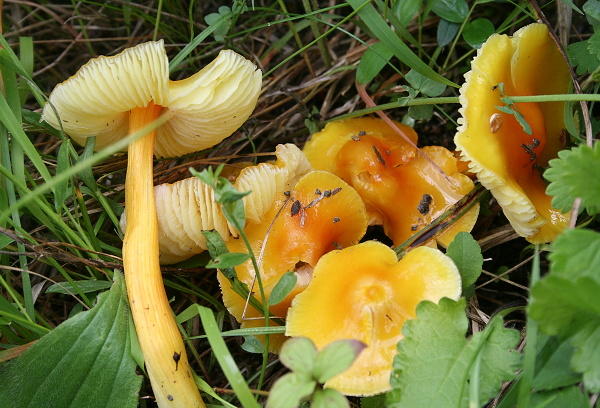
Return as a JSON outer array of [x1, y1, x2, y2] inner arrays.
[[454, 23, 570, 243], [42, 41, 262, 407], [219, 170, 368, 352], [285, 240, 462, 396], [304, 117, 479, 247]]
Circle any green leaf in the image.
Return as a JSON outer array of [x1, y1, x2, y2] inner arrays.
[[204, 6, 232, 41], [392, 0, 422, 27], [529, 386, 591, 408], [408, 105, 434, 120], [241, 335, 265, 354], [313, 339, 366, 383], [405, 69, 447, 97], [356, 42, 394, 84], [311, 388, 349, 408], [202, 230, 237, 279], [583, 0, 600, 27], [266, 373, 316, 408], [446, 232, 483, 292], [546, 143, 600, 215], [347, 0, 457, 87], [462, 18, 495, 49], [387, 298, 521, 408], [0, 272, 142, 408], [206, 252, 250, 269], [587, 31, 600, 60], [437, 19, 460, 47], [430, 0, 469, 23], [279, 337, 318, 377], [530, 231, 600, 392], [361, 394, 387, 408], [269, 271, 298, 306], [54, 141, 72, 212], [568, 40, 600, 75], [533, 336, 582, 390], [46, 279, 113, 294]]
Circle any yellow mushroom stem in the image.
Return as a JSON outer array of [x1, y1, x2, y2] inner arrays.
[[122, 102, 205, 408]]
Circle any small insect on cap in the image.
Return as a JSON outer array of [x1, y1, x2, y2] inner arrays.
[[286, 240, 462, 396], [454, 23, 571, 243], [42, 41, 262, 158]]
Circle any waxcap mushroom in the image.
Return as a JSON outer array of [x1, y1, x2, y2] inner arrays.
[[304, 117, 479, 247], [121, 143, 312, 264], [42, 41, 262, 408], [454, 23, 570, 243], [285, 240, 461, 396], [42, 40, 262, 158], [219, 170, 368, 352]]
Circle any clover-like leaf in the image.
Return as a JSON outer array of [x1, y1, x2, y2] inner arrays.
[[545, 143, 600, 215], [279, 337, 318, 377], [265, 372, 316, 408], [446, 231, 483, 293], [313, 339, 366, 383]]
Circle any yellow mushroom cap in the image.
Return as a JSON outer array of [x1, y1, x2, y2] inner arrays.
[[285, 240, 461, 396], [454, 23, 570, 243], [304, 117, 478, 247], [219, 170, 368, 351], [42, 40, 262, 158]]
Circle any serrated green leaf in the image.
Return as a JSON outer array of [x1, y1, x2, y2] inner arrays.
[[311, 388, 349, 408], [356, 42, 394, 84], [46, 279, 113, 294], [269, 271, 298, 306], [361, 394, 387, 408], [280, 337, 318, 377], [0, 272, 142, 408], [530, 275, 600, 392], [583, 0, 600, 27], [547, 229, 600, 280], [206, 252, 250, 269], [387, 298, 521, 408], [568, 40, 600, 75], [546, 143, 600, 214], [430, 0, 468, 23], [587, 32, 600, 59], [446, 232, 483, 292], [313, 339, 366, 383], [266, 373, 316, 408], [462, 18, 495, 49]]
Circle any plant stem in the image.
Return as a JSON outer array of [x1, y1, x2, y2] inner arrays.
[[122, 102, 205, 408]]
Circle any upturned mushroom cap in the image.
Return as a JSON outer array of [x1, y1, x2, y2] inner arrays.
[[454, 23, 570, 243], [304, 117, 478, 247], [124, 144, 312, 264], [219, 170, 368, 351], [41, 40, 262, 158], [285, 240, 461, 396]]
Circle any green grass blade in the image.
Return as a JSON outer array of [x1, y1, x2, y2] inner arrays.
[[198, 306, 261, 408], [347, 0, 458, 87]]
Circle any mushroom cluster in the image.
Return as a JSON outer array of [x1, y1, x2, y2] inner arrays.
[[43, 41, 262, 408], [303, 117, 479, 247], [454, 23, 570, 243]]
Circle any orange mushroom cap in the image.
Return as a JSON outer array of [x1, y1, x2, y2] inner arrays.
[[304, 117, 479, 247], [454, 23, 570, 243], [285, 240, 462, 396], [219, 170, 368, 351]]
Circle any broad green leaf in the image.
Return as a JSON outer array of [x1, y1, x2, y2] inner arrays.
[[0, 272, 142, 408], [241, 335, 265, 354], [547, 229, 600, 280], [405, 69, 447, 97], [387, 298, 521, 408], [347, 0, 457, 87], [46, 279, 113, 294], [462, 18, 495, 49], [361, 394, 387, 408], [268, 271, 298, 306], [529, 386, 591, 408], [587, 31, 600, 59], [206, 252, 250, 269], [313, 339, 366, 383], [356, 42, 394, 84], [311, 388, 349, 408], [266, 373, 316, 408], [408, 105, 433, 120], [530, 275, 600, 392], [446, 232, 483, 292], [430, 0, 469, 23], [392, 0, 422, 27], [533, 336, 582, 390], [202, 230, 237, 279], [437, 19, 460, 47], [583, 0, 600, 27], [546, 143, 600, 215], [279, 337, 318, 377]]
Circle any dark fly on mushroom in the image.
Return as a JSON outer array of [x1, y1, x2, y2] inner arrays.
[[417, 194, 433, 215]]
